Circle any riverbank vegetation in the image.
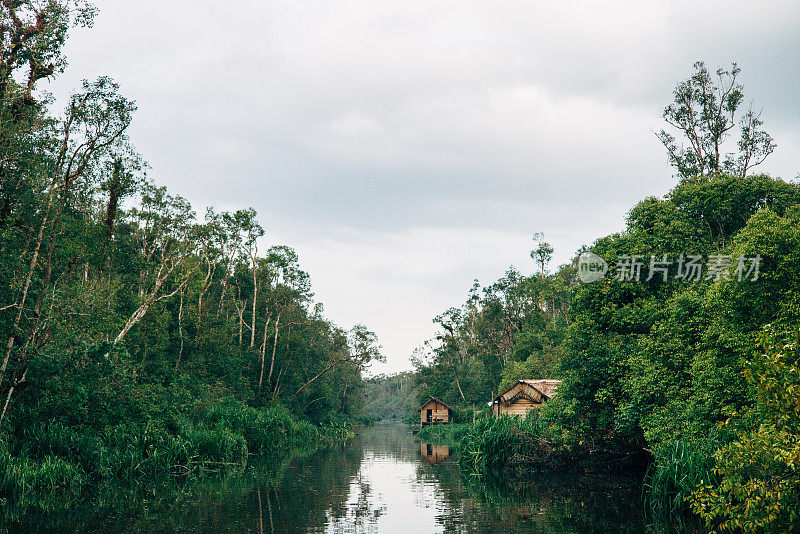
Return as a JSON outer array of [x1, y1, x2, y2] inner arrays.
[[408, 62, 800, 532], [0, 0, 376, 505], [1, 438, 364, 532], [416, 423, 469, 446]]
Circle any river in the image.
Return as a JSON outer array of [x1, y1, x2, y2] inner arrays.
[[6, 424, 649, 533]]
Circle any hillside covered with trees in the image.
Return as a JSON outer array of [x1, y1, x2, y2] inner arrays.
[[0, 0, 381, 499]]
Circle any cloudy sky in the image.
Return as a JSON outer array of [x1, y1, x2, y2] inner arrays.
[[48, 0, 800, 374]]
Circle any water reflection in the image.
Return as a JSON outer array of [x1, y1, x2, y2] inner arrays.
[[420, 443, 452, 464], [290, 425, 646, 533], [3, 424, 649, 533]]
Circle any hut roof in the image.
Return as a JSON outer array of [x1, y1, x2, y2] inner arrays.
[[519, 379, 562, 399], [492, 379, 563, 405], [418, 396, 454, 412]]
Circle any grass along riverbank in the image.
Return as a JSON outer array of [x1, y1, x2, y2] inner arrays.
[[0, 398, 353, 500], [416, 423, 469, 446], [0, 441, 354, 533], [449, 413, 753, 530]]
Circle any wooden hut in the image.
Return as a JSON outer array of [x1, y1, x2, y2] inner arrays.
[[489, 379, 562, 417], [418, 396, 453, 427]]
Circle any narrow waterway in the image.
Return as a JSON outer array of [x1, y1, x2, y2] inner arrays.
[[8, 424, 648, 533]]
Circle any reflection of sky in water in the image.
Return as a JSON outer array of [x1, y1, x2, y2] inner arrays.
[[323, 451, 443, 533]]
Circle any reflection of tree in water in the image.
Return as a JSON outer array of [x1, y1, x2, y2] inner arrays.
[[415, 453, 648, 533], [357, 422, 420, 459], [326, 471, 387, 533], [3, 442, 365, 533], [257, 442, 365, 533], [474, 473, 647, 533]]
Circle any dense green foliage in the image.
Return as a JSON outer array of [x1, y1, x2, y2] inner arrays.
[[417, 172, 800, 530], [0, 0, 376, 502], [413, 63, 800, 531], [690, 327, 800, 531], [460, 415, 546, 478]]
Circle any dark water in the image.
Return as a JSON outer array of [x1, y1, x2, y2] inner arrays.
[[5, 425, 648, 533]]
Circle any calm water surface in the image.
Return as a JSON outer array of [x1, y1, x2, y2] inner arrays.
[[8, 424, 648, 533]]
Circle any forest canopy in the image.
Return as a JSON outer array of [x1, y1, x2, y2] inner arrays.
[[0, 0, 380, 496]]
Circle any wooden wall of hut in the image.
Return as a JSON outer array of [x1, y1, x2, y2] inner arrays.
[[496, 397, 542, 416], [419, 399, 450, 425]]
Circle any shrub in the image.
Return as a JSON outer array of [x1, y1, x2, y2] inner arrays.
[[0, 454, 85, 495], [187, 426, 248, 468]]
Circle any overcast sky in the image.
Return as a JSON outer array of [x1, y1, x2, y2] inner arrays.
[[47, 0, 800, 374]]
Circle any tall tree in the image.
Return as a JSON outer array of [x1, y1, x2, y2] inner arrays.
[[531, 232, 554, 276], [657, 61, 775, 179], [1, 77, 135, 392]]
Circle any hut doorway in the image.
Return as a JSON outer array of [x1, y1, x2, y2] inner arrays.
[[426, 409, 432, 423]]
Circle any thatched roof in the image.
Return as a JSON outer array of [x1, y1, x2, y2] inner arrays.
[[492, 379, 563, 405], [418, 396, 454, 412], [519, 379, 562, 399]]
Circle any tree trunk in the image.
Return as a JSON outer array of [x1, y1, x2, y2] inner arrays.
[[216, 262, 230, 318], [0, 194, 53, 389], [267, 489, 275, 534], [197, 259, 214, 323], [197, 289, 204, 324], [115, 302, 152, 345], [104, 159, 123, 237], [257, 488, 264, 534], [258, 316, 272, 390], [456, 374, 466, 402], [234, 285, 247, 345], [267, 311, 281, 388], [250, 254, 258, 348], [236, 299, 245, 345], [175, 287, 185, 371], [113, 278, 186, 347], [0, 368, 26, 423], [272, 366, 284, 398], [292, 358, 348, 398]]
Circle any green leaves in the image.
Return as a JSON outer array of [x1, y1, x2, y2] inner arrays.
[[690, 327, 800, 532]]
